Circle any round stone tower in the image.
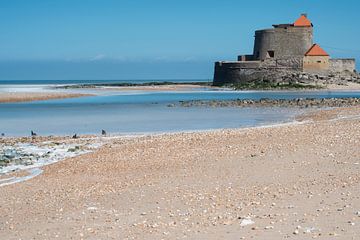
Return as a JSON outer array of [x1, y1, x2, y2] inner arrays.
[[253, 14, 313, 61]]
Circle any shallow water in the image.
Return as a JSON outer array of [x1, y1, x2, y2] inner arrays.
[[0, 99, 300, 136], [0, 168, 43, 187], [1, 82, 360, 136]]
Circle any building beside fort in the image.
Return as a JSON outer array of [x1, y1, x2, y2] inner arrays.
[[213, 14, 357, 86]]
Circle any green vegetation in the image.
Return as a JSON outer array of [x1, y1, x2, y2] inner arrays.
[[219, 81, 323, 90], [59, 81, 212, 89], [59, 80, 323, 91]]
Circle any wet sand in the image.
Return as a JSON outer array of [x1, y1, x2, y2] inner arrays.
[[97, 84, 214, 92], [1, 107, 360, 239], [0, 92, 93, 103]]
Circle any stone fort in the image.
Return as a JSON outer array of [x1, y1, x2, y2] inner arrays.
[[213, 14, 356, 86]]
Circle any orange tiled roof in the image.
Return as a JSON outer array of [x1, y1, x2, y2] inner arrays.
[[294, 15, 312, 27], [305, 44, 329, 56]]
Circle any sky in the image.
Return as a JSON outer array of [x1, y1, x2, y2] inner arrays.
[[0, 0, 359, 80]]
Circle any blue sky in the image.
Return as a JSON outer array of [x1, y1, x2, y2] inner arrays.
[[0, 0, 359, 80]]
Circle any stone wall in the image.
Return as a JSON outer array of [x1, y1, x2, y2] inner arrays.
[[213, 62, 260, 85], [213, 61, 304, 86], [213, 58, 303, 86], [303, 56, 330, 73], [329, 59, 356, 73], [261, 57, 303, 69]]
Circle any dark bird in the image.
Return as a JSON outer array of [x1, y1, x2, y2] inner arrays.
[[72, 134, 78, 139], [101, 130, 107, 136], [1, 133, 4, 137], [31, 130, 37, 137]]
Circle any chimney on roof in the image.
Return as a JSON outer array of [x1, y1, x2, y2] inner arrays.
[[301, 13, 308, 18]]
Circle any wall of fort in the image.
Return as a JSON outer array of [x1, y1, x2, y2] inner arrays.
[[213, 58, 303, 86], [303, 56, 330, 73], [261, 57, 303, 69], [213, 62, 260, 85], [213, 61, 360, 87], [329, 59, 356, 73]]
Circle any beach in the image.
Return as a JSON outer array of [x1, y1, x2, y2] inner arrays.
[[0, 106, 359, 239], [1, 2, 360, 239], [0, 92, 93, 103], [2, 81, 360, 104]]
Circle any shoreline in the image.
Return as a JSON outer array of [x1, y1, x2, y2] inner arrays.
[[57, 80, 360, 92], [2, 83, 360, 105], [0, 105, 357, 144], [1, 105, 356, 180], [0, 92, 94, 103], [2, 93, 360, 139], [1, 106, 360, 238]]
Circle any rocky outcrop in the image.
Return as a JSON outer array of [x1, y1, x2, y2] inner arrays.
[[177, 98, 360, 108], [292, 71, 360, 85]]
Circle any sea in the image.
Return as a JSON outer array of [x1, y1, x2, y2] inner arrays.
[[1, 80, 360, 136]]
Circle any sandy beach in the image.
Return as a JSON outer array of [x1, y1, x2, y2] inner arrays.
[[0, 92, 93, 103], [1, 2, 359, 239], [0, 106, 359, 239], [323, 82, 360, 91], [102, 84, 211, 91]]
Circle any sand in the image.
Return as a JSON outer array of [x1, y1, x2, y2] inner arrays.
[[98, 84, 213, 92], [324, 82, 360, 91], [0, 92, 93, 103], [1, 107, 360, 239]]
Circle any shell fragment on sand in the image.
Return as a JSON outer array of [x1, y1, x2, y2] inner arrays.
[[240, 217, 255, 227]]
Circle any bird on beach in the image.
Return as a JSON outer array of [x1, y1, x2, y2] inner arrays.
[[102, 130, 107, 136], [31, 130, 37, 137], [72, 134, 78, 139]]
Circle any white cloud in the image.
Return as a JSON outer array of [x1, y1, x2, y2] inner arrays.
[[90, 54, 106, 61]]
